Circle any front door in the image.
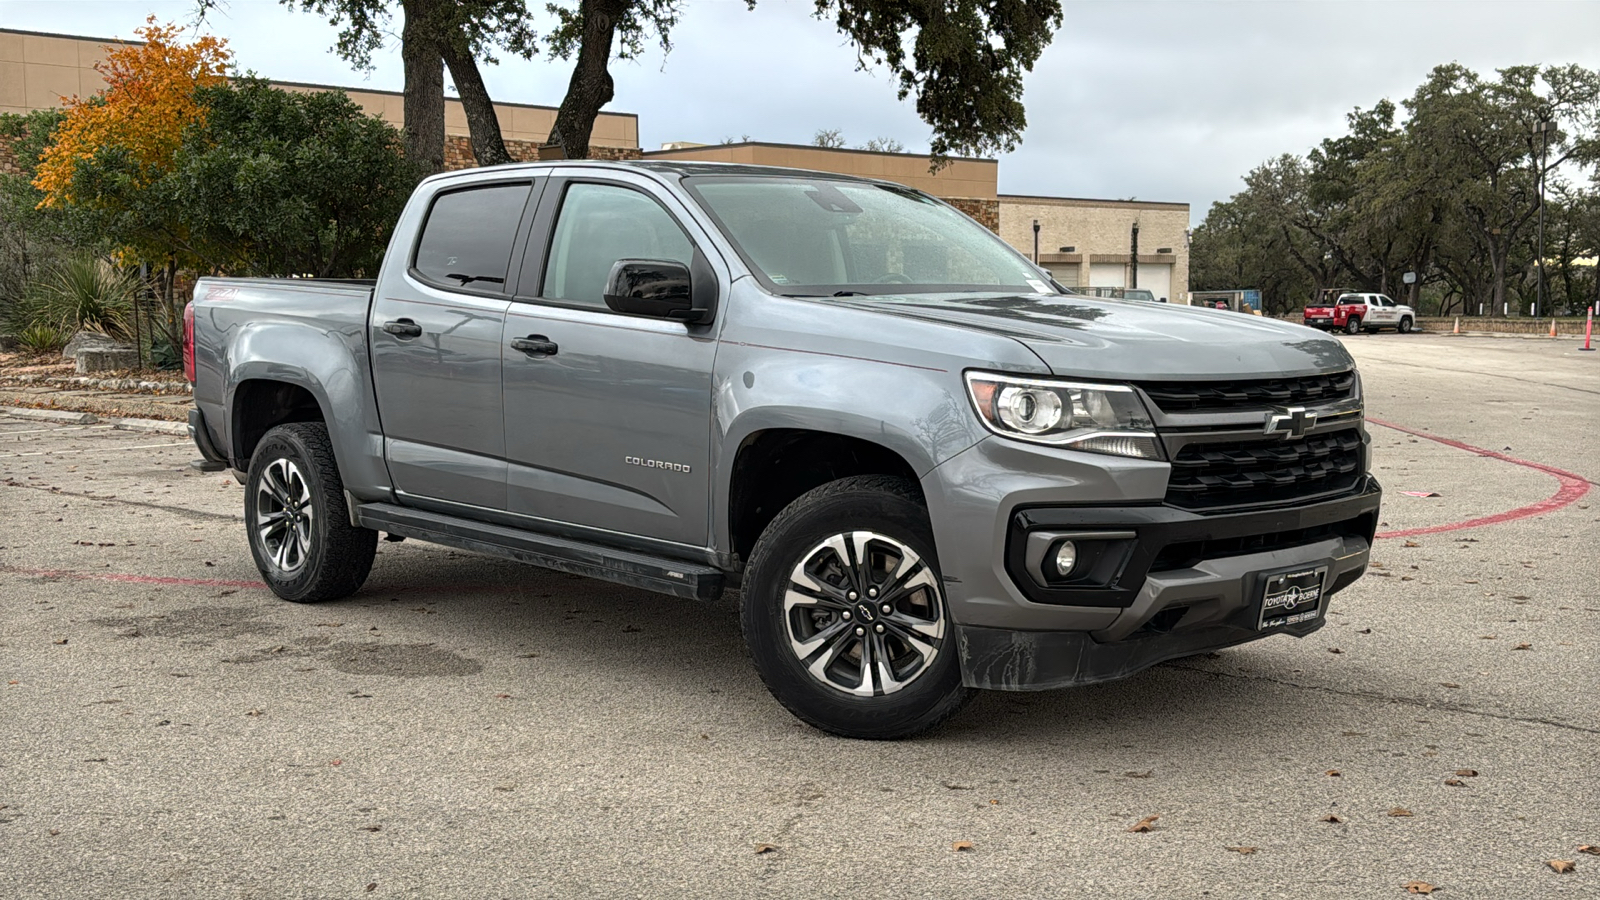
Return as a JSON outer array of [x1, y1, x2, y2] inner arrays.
[[501, 175, 720, 548], [370, 179, 538, 510]]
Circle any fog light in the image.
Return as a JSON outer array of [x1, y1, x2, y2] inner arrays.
[[1053, 541, 1078, 577]]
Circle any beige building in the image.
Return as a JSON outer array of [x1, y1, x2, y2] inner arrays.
[[999, 195, 1191, 303], [0, 28, 638, 152], [2, 26, 1191, 301]]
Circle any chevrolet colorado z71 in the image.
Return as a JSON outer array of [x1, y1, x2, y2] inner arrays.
[[185, 161, 1381, 739]]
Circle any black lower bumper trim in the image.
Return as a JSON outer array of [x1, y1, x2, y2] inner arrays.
[[957, 618, 1323, 691], [1005, 478, 1382, 608]]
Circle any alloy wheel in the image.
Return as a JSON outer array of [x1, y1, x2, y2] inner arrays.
[[255, 458, 314, 574], [782, 531, 946, 697]]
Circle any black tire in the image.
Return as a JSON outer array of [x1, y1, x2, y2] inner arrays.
[[244, 422, 376, 603], [1344, 316, 1362, 335], [1398, 316, 1413, 334], [741, 476, 970, 740]]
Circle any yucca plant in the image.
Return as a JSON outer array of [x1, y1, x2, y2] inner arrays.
[[15, 256, 138, 340], [14, 323, 67, 355]]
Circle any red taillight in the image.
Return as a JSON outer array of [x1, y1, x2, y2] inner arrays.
[[183, 300, 196, 383]]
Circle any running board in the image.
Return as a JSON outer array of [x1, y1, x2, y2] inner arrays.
[[354, 502, 724, 602]]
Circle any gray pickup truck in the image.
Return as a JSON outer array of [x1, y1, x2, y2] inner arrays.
[[185, 160, 1380, 739]]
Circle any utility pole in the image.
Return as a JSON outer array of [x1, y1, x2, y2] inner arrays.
[[1129, 222, 1139, 289], [1535, 116, 1555, 318]]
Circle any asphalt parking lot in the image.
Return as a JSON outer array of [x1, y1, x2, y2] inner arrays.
[[2, 332, 1596, 899]]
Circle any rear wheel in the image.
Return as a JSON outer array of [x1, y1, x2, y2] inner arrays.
[[245, 422, 376, 602], [1398, 316, 1413, 334], [741, 476, 969, 740], [1344, 316, 1362, 335]]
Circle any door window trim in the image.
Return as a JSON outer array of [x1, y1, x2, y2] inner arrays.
[[406, 177, 544, 300]]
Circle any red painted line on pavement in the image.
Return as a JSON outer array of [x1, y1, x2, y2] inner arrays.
[[1368, 417, 1591, 539], [1, 566, 264, 589]]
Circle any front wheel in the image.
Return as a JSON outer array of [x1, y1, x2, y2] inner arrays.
[[245, 422, 376, 602], [741, 476, 970, 739], [1344, 316, 1362, 335], [1398, 316, 1413, 334]]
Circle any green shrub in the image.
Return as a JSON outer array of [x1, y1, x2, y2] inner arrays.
[[14, 323, 67, 354], [12, 255, 138, 339]]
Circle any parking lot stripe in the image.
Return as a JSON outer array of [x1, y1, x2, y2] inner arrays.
[[1369, 417, 1591, 539]]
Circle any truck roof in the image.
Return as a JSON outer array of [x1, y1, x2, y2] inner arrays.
[[422, 159, 889, 188]]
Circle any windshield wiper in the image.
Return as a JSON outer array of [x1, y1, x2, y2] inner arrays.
[[832, 290, 869, 297]]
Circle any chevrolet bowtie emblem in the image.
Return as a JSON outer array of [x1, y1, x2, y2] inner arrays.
[[1264, 406, 1317, 440]]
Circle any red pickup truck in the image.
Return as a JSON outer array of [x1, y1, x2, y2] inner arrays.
[[1304, 292, 1415, 335]]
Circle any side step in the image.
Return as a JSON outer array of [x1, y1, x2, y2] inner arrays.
[[355, 502, 724, 602]]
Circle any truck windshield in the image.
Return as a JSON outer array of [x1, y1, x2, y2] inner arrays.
[[684, 175, 1052, 296]]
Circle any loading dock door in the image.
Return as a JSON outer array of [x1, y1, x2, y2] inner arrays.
[[1138, 264, 1173, 302], [1046, 263, 1079, 287], [1089, 262, 1125, 287]]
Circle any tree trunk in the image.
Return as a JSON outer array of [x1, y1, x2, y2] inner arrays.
[[440, 36, 512, 167], [401, 0, 446, 175], [547, 0, 627, 160]]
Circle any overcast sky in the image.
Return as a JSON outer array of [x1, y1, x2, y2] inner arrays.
[[6, 0, 1600, 223]]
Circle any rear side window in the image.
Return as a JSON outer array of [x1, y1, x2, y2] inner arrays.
[[412, 183, 532, 290]]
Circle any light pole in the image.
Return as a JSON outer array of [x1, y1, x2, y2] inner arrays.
[[1534, 117, 1556, 317], [1032, 219, 1040, 264]]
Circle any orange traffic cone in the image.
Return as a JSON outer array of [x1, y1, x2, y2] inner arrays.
[[1550, 318, 1559, 338], [1453, 316, 1460, 334]]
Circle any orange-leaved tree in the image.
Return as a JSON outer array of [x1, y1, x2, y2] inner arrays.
[[34, 18, 231, 209]]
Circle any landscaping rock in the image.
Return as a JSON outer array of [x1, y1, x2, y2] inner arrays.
[[0, 333, 16, 351], [61, 331, 123, 360], [76, 346, 141, 373]]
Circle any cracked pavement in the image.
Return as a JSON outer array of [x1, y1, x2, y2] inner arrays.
[[1, 333, 1596, 898]]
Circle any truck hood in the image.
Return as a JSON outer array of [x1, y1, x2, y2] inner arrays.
[[833, 293, 1354, 380]]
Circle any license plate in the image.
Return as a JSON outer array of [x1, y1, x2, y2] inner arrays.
[[1257, 565, 1328, 630]]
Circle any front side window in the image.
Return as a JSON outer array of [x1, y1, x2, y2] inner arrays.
[[413, 183, 532, 290], [541, 182, 694, 309], [684, 176, 1049, 297]]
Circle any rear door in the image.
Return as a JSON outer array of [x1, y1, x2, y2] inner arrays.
[[500, 172, 721, 548], [1370, 296, 1398, 325], [370, 177, 541, 510]]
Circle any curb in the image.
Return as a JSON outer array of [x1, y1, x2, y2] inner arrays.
[[3, 406, 188, 435]]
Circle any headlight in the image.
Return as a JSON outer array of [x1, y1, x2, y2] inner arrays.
[[964, 371, 1162, 459]]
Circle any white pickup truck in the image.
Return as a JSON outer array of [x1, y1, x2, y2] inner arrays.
[[1303, 292, 1416, 335]]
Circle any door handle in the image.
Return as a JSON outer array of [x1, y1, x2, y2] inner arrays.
[[382, 319, 422, 337], [510, 335, 559, 356]]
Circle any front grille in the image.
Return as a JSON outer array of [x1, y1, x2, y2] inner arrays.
[[1166, 428, 1363, 510], [1138, 371, 1355, 413]]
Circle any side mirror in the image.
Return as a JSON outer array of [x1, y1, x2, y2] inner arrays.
[[604, 258, 710, 323]]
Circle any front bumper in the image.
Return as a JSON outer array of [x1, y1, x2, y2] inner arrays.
[[921, 436, 1380, 690]]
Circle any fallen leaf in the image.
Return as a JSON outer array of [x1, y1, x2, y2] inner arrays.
[[1404, 540, 1421, 548], [1328, 647, 1344, 654], [1225, 845, 1259, 854], [1122, 770, 1153, 778], [1357, 628, 1372, 634], [1513, 643, 1533, 651], [1443, 779, 1466, 787], [1321, 815, 1344, 823], [1439, 682, 1460, 688], [1454, 769, 1478, 777], [1547, 860, 1575, 874], [1404, 881, 1437, 894], [1326, 770, 1342, 777], [1577, 845, 1600, 856], [328, 759, 342, 766], [950, 840, 974, 852], [941, 781, 972, 790], [358, 825, 381, 832], [754, 843, 778, 854], [1389, 807, 1414, 817], [366, 884, 377, 893], [52, 638, 67, 645], [1128, 815, 1160, 833]]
